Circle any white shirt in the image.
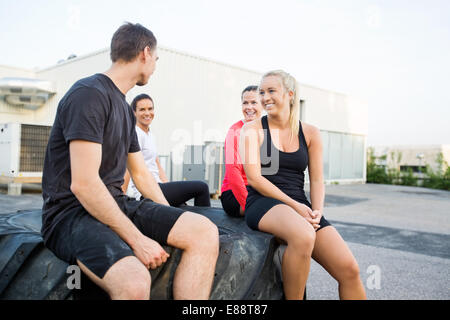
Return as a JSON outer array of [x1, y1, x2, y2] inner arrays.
[[128, 125, 161, 199]]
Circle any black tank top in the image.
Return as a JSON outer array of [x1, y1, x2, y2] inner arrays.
[[247, 115, 309, 204]]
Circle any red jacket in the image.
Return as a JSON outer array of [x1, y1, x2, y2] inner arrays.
[[221, 120, 248, 211]]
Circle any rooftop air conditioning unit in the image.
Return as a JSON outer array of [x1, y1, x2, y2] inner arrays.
[[0, 123, 52, 195], [5, 95, 47, 106], [0, 77, 55, 110], [182, 141, 225, 196]]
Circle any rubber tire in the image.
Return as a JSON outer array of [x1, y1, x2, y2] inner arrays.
[[0, 208, 284, 300]]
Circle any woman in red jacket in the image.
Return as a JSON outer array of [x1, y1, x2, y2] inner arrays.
[[220, 85, 263, 217]]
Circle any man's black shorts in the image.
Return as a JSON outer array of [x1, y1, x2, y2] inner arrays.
[[44, 196, 184, 279]]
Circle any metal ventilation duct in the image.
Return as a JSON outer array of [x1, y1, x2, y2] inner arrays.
[[0, 77, 56, 109]]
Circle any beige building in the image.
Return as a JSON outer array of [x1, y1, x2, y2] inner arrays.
[[371, 144, 450, 174], [0, 46, 368, 194]]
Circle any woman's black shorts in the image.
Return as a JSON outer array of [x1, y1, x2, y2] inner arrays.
[[245, 191, 331, 232], [44, 196, 185, 279], [220, 190, 243, 217]]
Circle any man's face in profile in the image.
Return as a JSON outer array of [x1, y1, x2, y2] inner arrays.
[[137, 47, 159, 86]]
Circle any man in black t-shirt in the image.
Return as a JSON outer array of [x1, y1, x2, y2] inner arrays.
[[41, 23, 219, 300]]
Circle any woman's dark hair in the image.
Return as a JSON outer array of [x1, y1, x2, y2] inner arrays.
[[131, 93, 153, 112], [241, 85, 259, 100], [110, 22, 157, 63]]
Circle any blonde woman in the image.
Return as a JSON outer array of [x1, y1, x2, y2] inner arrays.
[[240, 70, 366, 300]]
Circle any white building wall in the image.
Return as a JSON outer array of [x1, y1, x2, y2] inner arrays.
[[299, 84, 368, 183], [36, 49, 112, 126], [128, 47, 262, 180], [126, 47, 261, 157], [1, 46, 368, 183], [300, 84, 368, 136], [32, 47, 262, 155]]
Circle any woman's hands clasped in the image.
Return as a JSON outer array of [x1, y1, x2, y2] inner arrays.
[[292, 202, 322, 231]]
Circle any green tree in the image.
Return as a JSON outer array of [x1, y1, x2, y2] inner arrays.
[[366, 148, 390, 184], [366, 150, 449, 191], [422, 153, 450, 191], [400, 168, 417, 186]]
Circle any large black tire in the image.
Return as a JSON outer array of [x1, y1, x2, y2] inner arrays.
[[0, 207, 283, 300]]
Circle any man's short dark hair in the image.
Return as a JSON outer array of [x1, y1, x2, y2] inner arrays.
[[131, 93, 153, 112], [110, 22, 157, 63], [241, 85, 259, 100]]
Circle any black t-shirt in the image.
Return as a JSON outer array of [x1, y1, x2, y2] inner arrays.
[[41, 73, 140, 242]]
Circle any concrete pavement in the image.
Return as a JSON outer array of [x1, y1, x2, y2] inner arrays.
[[1, 183, 449, 299]]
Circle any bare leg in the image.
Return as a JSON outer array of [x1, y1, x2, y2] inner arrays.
[[166, 212, 219, 299], [312, 226, 367, 300], [77, 256, 151, 300], [258, 204, 316, 300]]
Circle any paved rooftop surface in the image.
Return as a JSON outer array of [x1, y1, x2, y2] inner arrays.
[[1, 183, 449, 300]]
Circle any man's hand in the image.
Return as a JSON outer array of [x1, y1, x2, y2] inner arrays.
[[132, 235, 170, 269]]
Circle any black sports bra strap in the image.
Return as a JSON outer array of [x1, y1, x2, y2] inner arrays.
[[261, 115, 269, 131], [261, 115, 272, 157], [298, 121, 307, 148]]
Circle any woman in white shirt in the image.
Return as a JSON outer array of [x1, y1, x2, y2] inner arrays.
[[124, 94, 210, 207]]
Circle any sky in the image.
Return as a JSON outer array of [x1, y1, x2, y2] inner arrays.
[[0, 0, 449, 146]]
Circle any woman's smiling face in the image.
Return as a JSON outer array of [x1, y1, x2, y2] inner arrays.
[[134, 98, 155, 128], [259, 75, 291, 116], [241, 90, 263, 122]]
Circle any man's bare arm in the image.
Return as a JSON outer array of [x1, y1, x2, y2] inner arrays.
[[127, 151, 169, 206], [155, 157, 169, 183], [69, 140, 168, 268], [122, 168, 131, 194]]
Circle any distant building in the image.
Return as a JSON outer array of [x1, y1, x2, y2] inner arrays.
[[370, 144, 450, 174], [0, 46, 368, 194]]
